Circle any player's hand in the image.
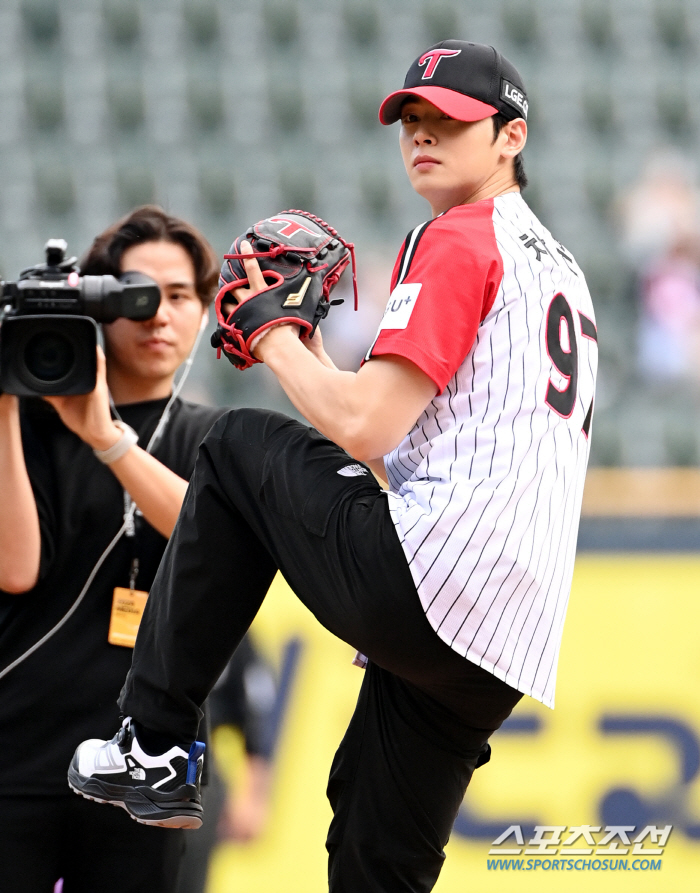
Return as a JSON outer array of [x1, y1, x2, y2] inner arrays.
[[301, 326, 338, 370], [223, 241, 267, 315], [43, 346, 121, 451], [224, 241, 301, 360]]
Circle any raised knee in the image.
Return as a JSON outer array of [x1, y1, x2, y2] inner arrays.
[[205, 408, 296, 449]]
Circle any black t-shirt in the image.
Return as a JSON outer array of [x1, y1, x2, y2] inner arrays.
[[0, 396, 225, 796]]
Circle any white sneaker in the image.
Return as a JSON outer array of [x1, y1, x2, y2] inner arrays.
[[68, 717, 205, 829]]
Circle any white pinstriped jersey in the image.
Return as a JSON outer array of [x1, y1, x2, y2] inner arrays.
[[368, 193, 597, 708]]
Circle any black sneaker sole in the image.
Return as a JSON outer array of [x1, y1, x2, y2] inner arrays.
[[68, 759, 203, 830]]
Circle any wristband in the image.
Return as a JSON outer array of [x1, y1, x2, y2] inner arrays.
[[93, 421, 139, 465], [250, 321, 301, 357]]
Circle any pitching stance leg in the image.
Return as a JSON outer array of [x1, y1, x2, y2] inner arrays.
[[119, 409, 521, 891]]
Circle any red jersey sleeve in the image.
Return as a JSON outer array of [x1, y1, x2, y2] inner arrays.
[[366, 200, 503, 393]]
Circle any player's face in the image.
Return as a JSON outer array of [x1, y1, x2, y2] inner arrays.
[[399, 97, 524, 214], [103, 240, 205, 386]]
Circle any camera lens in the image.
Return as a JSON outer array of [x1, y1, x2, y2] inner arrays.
[[24, 331, 75, 382]]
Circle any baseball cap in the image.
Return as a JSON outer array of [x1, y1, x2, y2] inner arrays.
[[379, 40, 528, 126]]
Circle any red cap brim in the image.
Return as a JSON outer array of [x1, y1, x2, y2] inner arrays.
[[379, 86, 498, 125]]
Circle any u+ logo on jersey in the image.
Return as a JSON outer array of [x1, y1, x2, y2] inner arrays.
[[378, 283, 423, 332], [386, 294, 414, 315]]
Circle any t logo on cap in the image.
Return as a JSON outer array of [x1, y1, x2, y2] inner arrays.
[[418, 48, 461, 80], [378, 41, 527, 126]]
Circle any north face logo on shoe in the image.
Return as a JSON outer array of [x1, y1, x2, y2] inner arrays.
[[129, 767, 146, 781], [337, 464, 369, 477]]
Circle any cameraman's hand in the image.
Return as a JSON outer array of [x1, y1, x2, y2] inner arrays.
[[46, 345, 189, 538], [0, 391, 18, 414], [44, 346, 120, 451], [0, 391, 41, 593]]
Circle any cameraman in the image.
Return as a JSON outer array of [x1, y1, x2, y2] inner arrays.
[[0, 206, 224, 893]]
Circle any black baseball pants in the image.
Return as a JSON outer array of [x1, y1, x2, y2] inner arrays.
[[120, 409, 522, 892]]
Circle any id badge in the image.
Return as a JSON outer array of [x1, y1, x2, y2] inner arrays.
[[108, 587, 149, 648]]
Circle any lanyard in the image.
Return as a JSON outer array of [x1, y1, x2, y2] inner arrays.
[[123, 490, 140, 590], [116, 403, 172, 592]]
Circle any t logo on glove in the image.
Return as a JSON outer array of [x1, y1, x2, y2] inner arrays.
[[211, 210, 357, 370]]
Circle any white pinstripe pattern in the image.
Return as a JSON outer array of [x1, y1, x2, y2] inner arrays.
[[384, 194, 597, 708]]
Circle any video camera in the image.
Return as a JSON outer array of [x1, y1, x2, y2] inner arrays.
[[0, 239, 161, 396]]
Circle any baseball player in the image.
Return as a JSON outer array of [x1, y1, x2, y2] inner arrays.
[[69, 41, 597, 893]]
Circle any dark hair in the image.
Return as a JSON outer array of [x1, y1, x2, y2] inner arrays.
[[492, 113, 528, 190], [80, 205, 219, 306]]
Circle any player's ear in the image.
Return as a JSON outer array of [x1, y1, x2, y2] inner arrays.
[[500, 119, 527, 158]]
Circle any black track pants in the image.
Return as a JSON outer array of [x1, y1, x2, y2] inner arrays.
[[0, 794, 183, 893], [120, 409, 522, 892]]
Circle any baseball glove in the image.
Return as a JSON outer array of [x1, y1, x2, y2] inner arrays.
[[211, 210, 357, 370]]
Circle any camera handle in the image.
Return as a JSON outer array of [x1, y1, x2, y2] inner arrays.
[[0, 315, 208, 681]]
